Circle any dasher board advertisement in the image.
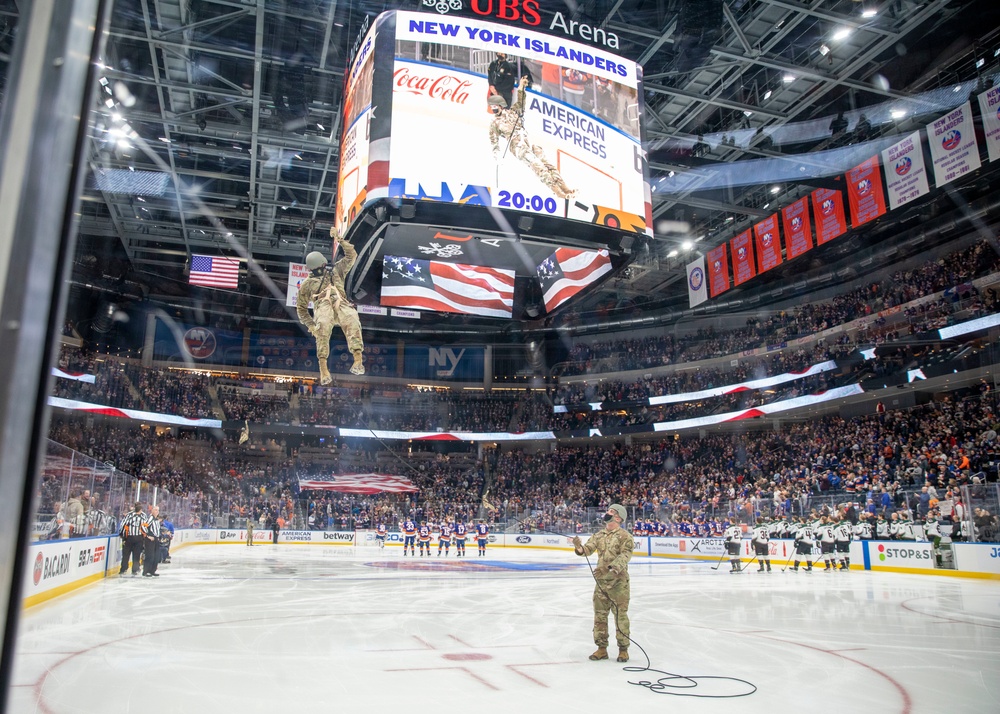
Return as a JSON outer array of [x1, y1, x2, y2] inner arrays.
[[387, 10, 651, 236]]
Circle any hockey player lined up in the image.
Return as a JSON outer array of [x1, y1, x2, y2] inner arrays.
[[454, 520, 468, 557], [401, 518, 417, 556], [816, 516, 837, 571], [724, 522, 743, 573], [792, 520, 816, 572], [418, 521, 432, 557], [834, 516, 852, 570], [437, 522, 453, 556], [475, 519, 490, 556], [752, 518, 771, 573], [375, 522, 387, 549]]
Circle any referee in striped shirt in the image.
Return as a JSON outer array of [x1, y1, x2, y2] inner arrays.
[[119, 503, 146, 577], [143, 504, 161, 577]]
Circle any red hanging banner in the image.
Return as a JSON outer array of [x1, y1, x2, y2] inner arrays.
[[811, 187, 847, 245], [753, 214, 783, 275], [846, 155, 888, 227], [730, 229, 756, 286], [781, 197, 813, 260], [706, 243, 730, 297]]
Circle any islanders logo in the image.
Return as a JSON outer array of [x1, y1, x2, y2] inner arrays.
[[689, 266, 705, 292], [856, 178, 872, 196], [895, 156, 912, 176], [183, 327, 217, 359], [941, 129, 961, 151], [761, 232, 773, 248], [737, 246, 748, 261], [821, 198, 835, 216], [790, 216, 803, 232], [713, 259, 722, 273]]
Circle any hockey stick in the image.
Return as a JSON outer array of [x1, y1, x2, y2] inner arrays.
[[710, 552, 729, 570], [738, 553, 758, 573]]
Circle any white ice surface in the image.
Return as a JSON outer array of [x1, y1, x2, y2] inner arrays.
[[8, 544, 1000, 713]]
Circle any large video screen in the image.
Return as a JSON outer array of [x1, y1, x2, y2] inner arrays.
[[387, 11, 650, 235], [380, 254, 515, 319], [334, 20, 378, 235]]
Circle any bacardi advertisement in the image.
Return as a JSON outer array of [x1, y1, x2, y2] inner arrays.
[[706, 243, 730, 298], [928, 101, 981, 188], [846, 156, 887, 227], [730, 229, 755, 286], [781, 197, 813, 260], [753, 214, 782, 275], [881, 132, 930, 210], [811, 187, 847, 245], [977, 87, 1000, 163], [388, 10, 651, 235]]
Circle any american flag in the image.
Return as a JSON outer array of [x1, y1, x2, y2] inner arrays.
[[380, 255, 514, 319], [297, 473, 419, 494], [536, 247, 612, 312], [189, 254, 240, 289]]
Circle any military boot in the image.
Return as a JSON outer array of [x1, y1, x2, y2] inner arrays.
[[617, 648, 629, 663], [589, 647, 609, 661], [319, 361, 332, 385]]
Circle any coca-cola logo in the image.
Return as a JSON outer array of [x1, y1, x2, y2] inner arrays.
[[394, 68, 472, 104]]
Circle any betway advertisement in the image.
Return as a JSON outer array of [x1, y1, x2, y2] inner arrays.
[[387, 10, 650, 235]]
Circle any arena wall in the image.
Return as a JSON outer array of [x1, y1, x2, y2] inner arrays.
[[22, 531, 1000, 608]]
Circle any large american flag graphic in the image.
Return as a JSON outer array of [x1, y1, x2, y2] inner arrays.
[[536, 247, 612, 312], [380, 255, 515, 318], [297, 473, 419, 494]]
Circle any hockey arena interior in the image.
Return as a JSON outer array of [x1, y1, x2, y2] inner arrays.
[[2, 1, 1000, 712]]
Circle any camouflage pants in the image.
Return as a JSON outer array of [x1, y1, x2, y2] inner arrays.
[[313, 299, 364, 359], [510, 137, 573, 198], [593, 576, 630, 648]]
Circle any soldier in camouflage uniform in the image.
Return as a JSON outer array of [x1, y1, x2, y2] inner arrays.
[[573, 503, 633, 663], [490, 76, 576, 200], [296, 227, 364, 384]]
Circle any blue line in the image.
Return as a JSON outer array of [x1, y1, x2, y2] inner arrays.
[[862, 541, 871, 570]]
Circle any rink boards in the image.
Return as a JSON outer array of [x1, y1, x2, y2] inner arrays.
[[22, 530, 1000, 608]]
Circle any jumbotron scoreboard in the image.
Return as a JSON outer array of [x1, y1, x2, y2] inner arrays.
[[334, 9, 651, 320]]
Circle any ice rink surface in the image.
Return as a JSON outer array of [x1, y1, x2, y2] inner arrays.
[[8, 543, 1000, 713]]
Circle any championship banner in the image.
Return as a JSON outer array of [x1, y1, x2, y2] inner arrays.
[[706, 243, 730, 298], [286, 262, 310, 307], [977, 87, 1000, 163], [730, 230, 755, 286], [811, 187, 847, 245], [781, 197, 813, 260], [686, 256, 707, 308], [846, 156, 887, 227], [752, 214, 782, 275], [881, 132, 930, 210], [928, 101, 981, 187]]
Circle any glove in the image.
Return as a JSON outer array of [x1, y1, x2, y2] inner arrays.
[[572, 536, 583, 550]]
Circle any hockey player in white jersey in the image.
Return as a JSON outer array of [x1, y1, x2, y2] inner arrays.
[[791, 519, 815, 572], [834, 516, 853, 570], [815, 516, 837, 571], [751, 518, 771, 573], [724, 523, 743, 573]]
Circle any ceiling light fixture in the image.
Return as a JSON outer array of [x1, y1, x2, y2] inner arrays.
[[819, 44, 831, 56], [861, 8, 877, 19], [770, 185, 781, 194], [891, 109, 906, 119], [681, 240, 693, 251], [832, 28, 851, 42], [782, 74, 795, 83]]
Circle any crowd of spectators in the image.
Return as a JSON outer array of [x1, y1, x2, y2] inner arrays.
[[218, 385, 292, 423], [560, 240, 1000, 375]]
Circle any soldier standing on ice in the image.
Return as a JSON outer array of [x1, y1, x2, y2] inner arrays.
[[572, 504, 633, 663]]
